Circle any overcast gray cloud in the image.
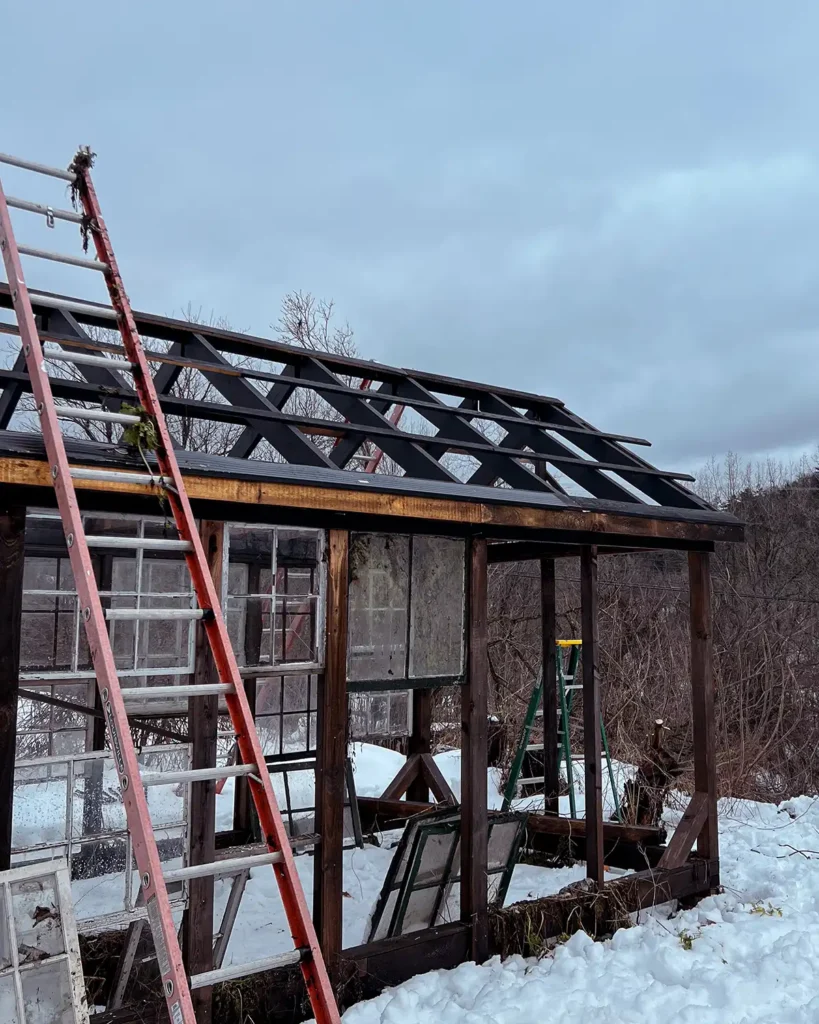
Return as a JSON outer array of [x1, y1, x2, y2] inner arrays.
[[3, 1, 818, 479]]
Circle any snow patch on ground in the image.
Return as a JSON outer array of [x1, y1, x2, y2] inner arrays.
[[334, 793, 819, 1024]]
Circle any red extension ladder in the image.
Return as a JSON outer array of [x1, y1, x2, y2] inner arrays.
[[0, 149, 341, 1024]]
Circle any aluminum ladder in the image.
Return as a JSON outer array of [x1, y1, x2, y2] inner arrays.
[[0, 148, 341, 1024], [502, 640, 621, 820]]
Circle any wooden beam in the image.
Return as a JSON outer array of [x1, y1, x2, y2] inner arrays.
[[487, 539, 716, 562], [0, 506, 24, 871], [525, 813, 663, 844], [461, 536, 489, 962], [406, 688, 433, 803], [181, 521, 223, 1024], [540, 558, 559, 815], [314, 529, 349, 969], [581, 545, 604, 886], [657, 792, 709, 870], [0, 456, 745, 545], [689, 551, 718, 864]]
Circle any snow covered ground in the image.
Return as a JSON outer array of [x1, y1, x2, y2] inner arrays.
[[333, 793, 819, 1024]]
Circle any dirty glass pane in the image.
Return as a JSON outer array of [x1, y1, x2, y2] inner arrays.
[[0, 974, 19, 1024], [13, 766, 68, 850], [21, 957, 75, 1024], [487, 820, 521, 872], [400, 884, 440, 933], [72, 837, 129, 922], [11, 874, 65, 960], [409, 536, 465, 679], [348, 534, 409, 683]]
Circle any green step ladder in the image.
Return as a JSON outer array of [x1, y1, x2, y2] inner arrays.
[[502, 640, 621, 820]]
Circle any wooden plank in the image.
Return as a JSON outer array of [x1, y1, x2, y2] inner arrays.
[[181, 521, 223, 1024], [108, 919, 144, 1009], [381, 754, 425, 802], [540, 558, 559, 815], [581, 545, 604, 886], [689, 551, 718, 863], [461, 536, 489, 962], [657, 792, 709, 870], [343, 921, 471, 987], [0, 506, 24, 871], [525, 813, 663, 844], [0, 456, 746, 545], [314, 529, 349, 969], [212, 870, 249, 969], [406, 688, 433, 803], [419, 753, 457, 806]]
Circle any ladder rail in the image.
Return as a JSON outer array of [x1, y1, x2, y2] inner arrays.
[[70, 154, 340, 1024], [0, 176, 197, 1024]]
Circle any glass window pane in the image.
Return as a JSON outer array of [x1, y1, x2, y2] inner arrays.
[[21, 956, 75, 1024], [409, 536, 465, 678], [11, 874, 65, 960], [348, 535, 409, 682], [0, 973, 20, 1024]]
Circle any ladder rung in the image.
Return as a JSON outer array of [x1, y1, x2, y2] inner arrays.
[[86, 535, 192, 551], [525, 743, 544, 752], [55, 406, 140, 426], [70, 467, 174, 489], [29, 289, 118, 321], [18, 244, 107, 272], [565, 683, 582, 691], [0, 152, 76, 182], [190, 950, 304, 989], [6, 196, 84, 224], [121, 684, 235, 701], [105, 607, 202, 621], [519, 776, 544, 785], [141, 764, 256, 787], [163, 851, 282, 884], [45, 349, 134, 371]]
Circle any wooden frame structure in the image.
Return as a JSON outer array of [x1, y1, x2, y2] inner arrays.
[[0, 285, 743, 1022]]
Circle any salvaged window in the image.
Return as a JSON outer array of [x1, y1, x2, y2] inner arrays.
[[11, 746, 188, 933], [0, 860, 90, 1024], [347, 533, 465, 739], [366, 808, 525, 941], [347, 533, 466, 686], [224, 525, 324, 756], [19, 513, 197, 756]]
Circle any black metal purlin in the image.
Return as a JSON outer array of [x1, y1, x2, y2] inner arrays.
[[297, 356, 458, 483], [391, 376, 556, 494], [184, 335, 335, 469], [0, 284, 719, 513]]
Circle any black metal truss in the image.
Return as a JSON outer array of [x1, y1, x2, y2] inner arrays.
[[0, 284, 710, 512]]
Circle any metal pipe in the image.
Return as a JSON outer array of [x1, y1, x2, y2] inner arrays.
[[55, 406, 140, 425], [18, 244, 107, 272], [0, 152, 76, 181], [163, 851, 283, 885], [140, 764, 256, 787], [6, 196, 84, 224], [45, 350, 133, 371], [190, 950, 303, 989], [105, 607, 203, 621], [120, 683, 235, 701], [85, 535, 191, 551], [70, 468, 173, 488]]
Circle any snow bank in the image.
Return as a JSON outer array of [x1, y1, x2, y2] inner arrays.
[[335, 794, 819, 1024]]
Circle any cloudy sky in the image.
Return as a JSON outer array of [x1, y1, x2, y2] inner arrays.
[[4, 2, 817, 479]]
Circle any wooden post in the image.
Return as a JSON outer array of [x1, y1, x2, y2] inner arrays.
[[689, 551, 718, 863], [181, 521, 223, 1024], [406, 688, 432, 803], [314, 529, 349, 968], [540, 557, 559, 815], [461, 536, 488, 962], [580, 545, 604, 886], [0, 506, 25, 872]]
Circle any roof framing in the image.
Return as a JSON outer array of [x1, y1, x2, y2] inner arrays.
[[0, 284, 743, 543]]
